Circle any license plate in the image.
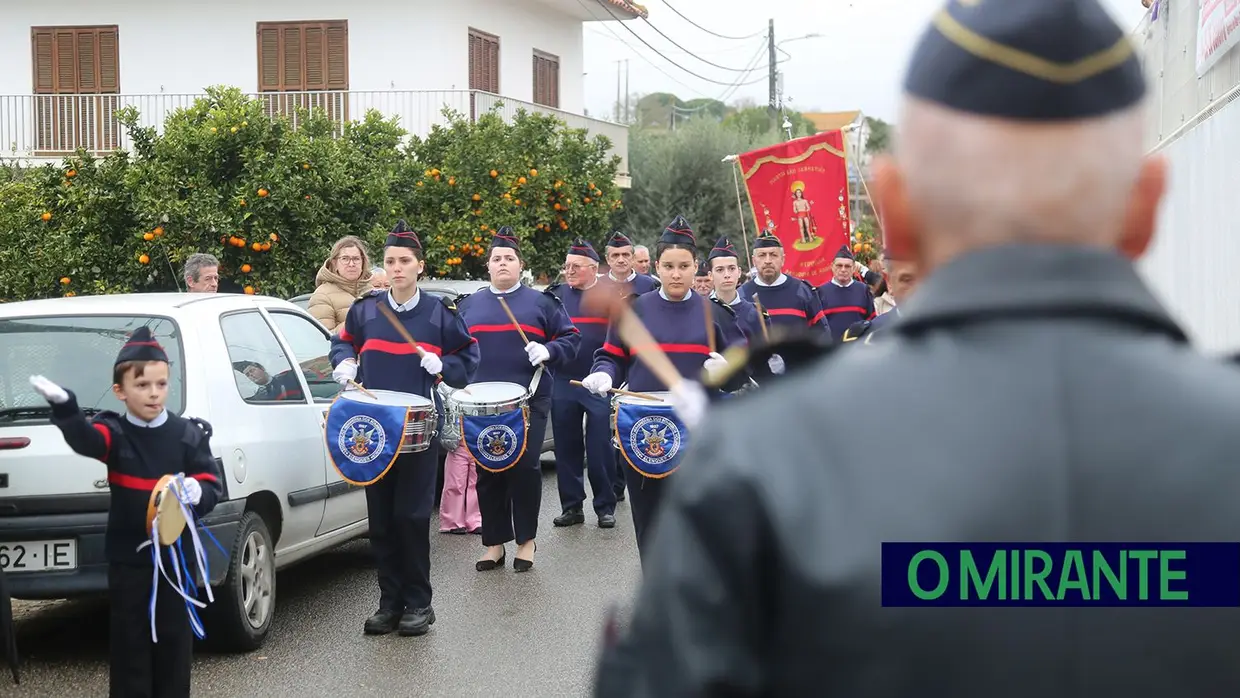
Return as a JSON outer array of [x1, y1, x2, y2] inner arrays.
[[0, 540, 77, 572]]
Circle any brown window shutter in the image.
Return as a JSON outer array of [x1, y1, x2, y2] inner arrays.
[[32, 29, 54, 93], [325, 22, 348, 89], [258, 26, 280, 91], [281, 26, 304, 90], [54, 30, 77, 93], [468, 29, 499, 94], [304, 25, 325, 90], [488, 38, 499, 93], [98, 27, 119, 92], [75, 30, 97, 92], [533, 51, 559, 108]]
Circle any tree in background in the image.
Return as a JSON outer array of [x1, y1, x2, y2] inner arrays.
[[864, 116, 891, 154]]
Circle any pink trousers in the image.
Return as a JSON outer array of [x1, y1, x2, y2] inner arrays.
[[439, 444, 481, 533]]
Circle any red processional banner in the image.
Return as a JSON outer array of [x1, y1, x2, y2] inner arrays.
[[737, 130, 851, 286]]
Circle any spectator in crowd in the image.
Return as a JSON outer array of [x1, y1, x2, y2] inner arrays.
[[309, 236, 374, 332], [183, 253, 219, 293], [370, 267, 390, 290], [633, 245, 652, 276]]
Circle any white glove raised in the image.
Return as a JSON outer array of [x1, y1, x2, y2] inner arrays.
[[179, 476, 203, 506], [768, 354, 786, 375], [581, 371, 613, 396], [420, 351, 444, 375], [332, 359, 358, 387], [668, 380, 709, 431], [702, 351, 729, 381], [29, 375, 69, 404], [525, 341, 551, 366]]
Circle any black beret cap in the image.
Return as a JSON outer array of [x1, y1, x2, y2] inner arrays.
[[385, 219, 422, 250], [606, 231, 633, 248], [490, 226, 520, 251], [116, 326, 168, 366], [903, 0, 1145, 121], [708, 235, 739, 262], [657, 215, 696, 247], [566, 238, 600, 262], [753, 232, 782, 249]]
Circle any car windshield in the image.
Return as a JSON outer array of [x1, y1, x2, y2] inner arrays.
[[0, 315, 185, 422]]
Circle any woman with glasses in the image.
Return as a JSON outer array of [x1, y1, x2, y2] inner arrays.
[[309, 236, 374, 332]]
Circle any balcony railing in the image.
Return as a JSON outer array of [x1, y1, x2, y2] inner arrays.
[[0, 89, 628, 176]]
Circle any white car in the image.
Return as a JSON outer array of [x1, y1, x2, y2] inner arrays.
[[0, 293, 369, 650]]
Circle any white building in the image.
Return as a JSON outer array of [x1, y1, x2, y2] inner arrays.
[[0, 0, 640, 183]]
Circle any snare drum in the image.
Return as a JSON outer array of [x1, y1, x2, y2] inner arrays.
[[610, 391, 690, 479], [325, 389, 438, 485], [452, 382, 531, 473], [450, 382, 529, 416]]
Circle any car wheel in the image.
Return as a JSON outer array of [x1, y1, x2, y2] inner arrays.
[[204, 510, 276, 652]]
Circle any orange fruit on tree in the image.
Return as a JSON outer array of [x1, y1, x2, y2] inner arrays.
[[143, 232, 155, 241], [154, 226, 164, 236], [514, 199, 522, 206], [261, 242, 271, 251], [269, 233, 279, 242], [257, 188, 269, 197], [449, 244, 456, 252], [239, 199, 246, 207], [40, 212, 52, 221], [241, 264, 252, 273], [530, 169, 538, 177], [472, 194, 481, 201], [303, 163, 310, 169], [65, 291, 76, 297], [852, 243, 863, 253], [518, 177, 527, 185], [584, 197, 592, 204], [66, 169, 76, 178], [489, 170, 498, 178], [473, 236, 482, 243], [138, 254, 150, 264], [448, 178, 456, 186], [244, 286, 255, 295], [251, 242, 262, 251], [60, 277, 70, 285], [863, 243, 873, 253]]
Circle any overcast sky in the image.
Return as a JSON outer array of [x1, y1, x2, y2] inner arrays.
[[582, 0, 1150, 121]]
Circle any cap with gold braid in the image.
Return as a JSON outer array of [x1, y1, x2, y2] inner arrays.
[[903, 0, 1145, 121]]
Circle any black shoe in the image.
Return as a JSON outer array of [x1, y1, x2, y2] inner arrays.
[[514, 542, 537, 573], [553, 508, 585, 527], [476, 550, 506, 571], [398, 607, 436, 637], [598, 513, 616, 528], [364, 608, 403, 635], [615, 490, 626, 502]]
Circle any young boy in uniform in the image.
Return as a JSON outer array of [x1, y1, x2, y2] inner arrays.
[[28, 325, 223, 697]]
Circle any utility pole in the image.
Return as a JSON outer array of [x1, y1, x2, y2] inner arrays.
[[624, 60, 630, 123], [615, 60, 623, 122], [767, 19, 777, 118]]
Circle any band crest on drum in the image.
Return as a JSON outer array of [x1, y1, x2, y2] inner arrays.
[[339, 415, 387, 464], [629, 415, 681, 466], [477, 424, 519, 463]]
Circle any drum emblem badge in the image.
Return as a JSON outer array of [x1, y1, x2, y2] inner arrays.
[[478, 424, 518, 462], [630, 416, 681, 466], [338, 415, 387, 464]]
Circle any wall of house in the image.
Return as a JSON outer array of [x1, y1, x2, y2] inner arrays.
[[0, 0, 585, 112]]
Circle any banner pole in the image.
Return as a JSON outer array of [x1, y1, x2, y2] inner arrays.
[[728, 157, 754, 272]]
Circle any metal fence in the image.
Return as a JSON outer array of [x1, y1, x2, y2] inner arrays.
[[1136, 0, 1240, 150], [0, 89, 628, 175]]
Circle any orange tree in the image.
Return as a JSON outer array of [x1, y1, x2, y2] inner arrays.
[[393, 106, 621, 280], [850, 214, 883, 266]]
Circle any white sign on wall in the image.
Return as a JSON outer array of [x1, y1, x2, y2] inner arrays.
[[1197, 0, 1240, 76]]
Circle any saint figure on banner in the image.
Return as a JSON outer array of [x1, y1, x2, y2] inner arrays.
[[790, 182, 823, 251]]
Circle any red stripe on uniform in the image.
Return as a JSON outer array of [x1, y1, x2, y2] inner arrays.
[[766, 308, 807, 318], [360, 338, 444, 356], [602, 342, 627, 357], [810, 310, 827, 326], [468, 324, 547, 339], [108, 472, 161, 491], [633, 343, 711, 355], [445, 337, 478, 355], [823, 306, 867, 315], [193, 472, 219, 483], [92, 423, 111, 462], [571, 317, 608, 325], [338, 328, 353, 342]]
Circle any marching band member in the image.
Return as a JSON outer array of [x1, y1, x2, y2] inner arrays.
[[457, 227, 581, 573], [580, 215, 745, 562], [548, 239, 619, 529], [816, 245, 876, 343], [707, 235, 768, 349], [692, 261, 713, 296], [329, 220, 480, 637], [29, 327, 223, 696], [603, 231, 660, 295], [739, 232, 831, 338], [843, 248, 922, 344]]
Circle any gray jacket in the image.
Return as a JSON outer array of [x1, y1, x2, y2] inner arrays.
[[594, 244, 1240, 697]]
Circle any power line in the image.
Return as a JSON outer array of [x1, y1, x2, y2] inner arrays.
[[636, 18, 765, 72], [656, 0, 766, 41], [579, 0, 715, 98]]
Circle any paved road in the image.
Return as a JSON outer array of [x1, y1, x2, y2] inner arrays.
[[9, 470, 640, 697]]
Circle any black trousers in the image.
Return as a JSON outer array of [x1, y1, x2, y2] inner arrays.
[[365, 448, 439, 613], [108, 562, 192, 698], [551, 379, 617, 516], [477, 398, 550, 547], [623, 464, 671, 565]]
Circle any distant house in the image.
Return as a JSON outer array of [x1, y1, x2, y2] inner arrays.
[[0, 0, 644, 185]]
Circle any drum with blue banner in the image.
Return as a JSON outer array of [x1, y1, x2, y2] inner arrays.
[[611, 391, 688, 479], [325, 389, 438, 486], [451, 382, 530, 473]]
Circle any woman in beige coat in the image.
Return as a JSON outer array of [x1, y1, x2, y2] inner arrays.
[[309, 235, 374, 331]]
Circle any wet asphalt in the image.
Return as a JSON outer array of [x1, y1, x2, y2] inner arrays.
[[9, 469, 640, 697]]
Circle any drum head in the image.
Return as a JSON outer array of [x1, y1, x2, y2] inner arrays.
[[455, 382, 527, 404], [339, 389, 433, 408], [614, 391, 669, 405], [145, 475, 187, 546]]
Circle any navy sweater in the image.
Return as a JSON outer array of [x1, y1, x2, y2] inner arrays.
[[816, 280, 876, 343], [330, 289, 480, 396], [591, 290, 746, 394], [456, 285, 580, 399], [50, 393, 223, 565], [548, 281, 609, 381], [713, 294, 768, 347], [740, 275, 831, 338]]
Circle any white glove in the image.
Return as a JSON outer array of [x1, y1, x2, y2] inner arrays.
[[332, 359, 358, 387], [29, 375, 69, 404], [420, 351, 443, 375], [668, 380, 709, 431], [581, 372, 613, 396], [179, 476, 202, 506], [702, 352, 729, 381], [768, 354, 786, 375], [525, 341, 551, 366]]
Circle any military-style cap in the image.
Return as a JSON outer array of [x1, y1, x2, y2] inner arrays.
[[695, 261, 709, 278], [566, 238, 600, 262], [753, 232, 782, 249], [116, 326, 168, 366], [606, 231, 634, 248], [903, 0, 1145, 121], [658, 215, 696, 247], [833, 245, 854, 261], [490, 226, 520, 251], [708, 235, 739, 262], [385, 220, 422, 250]]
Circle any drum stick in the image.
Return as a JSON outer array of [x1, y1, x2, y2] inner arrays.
[[570, 380, 662, 401], [348, 380, 378, 399], [614, 305, 685, 391], [376, 302, 458, 387], [701, 293, 716, 354], [752, 294, 770, 342], [496, 296, 531, 345]]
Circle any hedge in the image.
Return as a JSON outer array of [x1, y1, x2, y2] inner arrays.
[[0, 86, 622, 301]]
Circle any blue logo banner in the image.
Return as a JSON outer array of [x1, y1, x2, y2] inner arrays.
[[462, 407, 529, 473], [614, 401, 689, 478], [325, 395, 409, 486]]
